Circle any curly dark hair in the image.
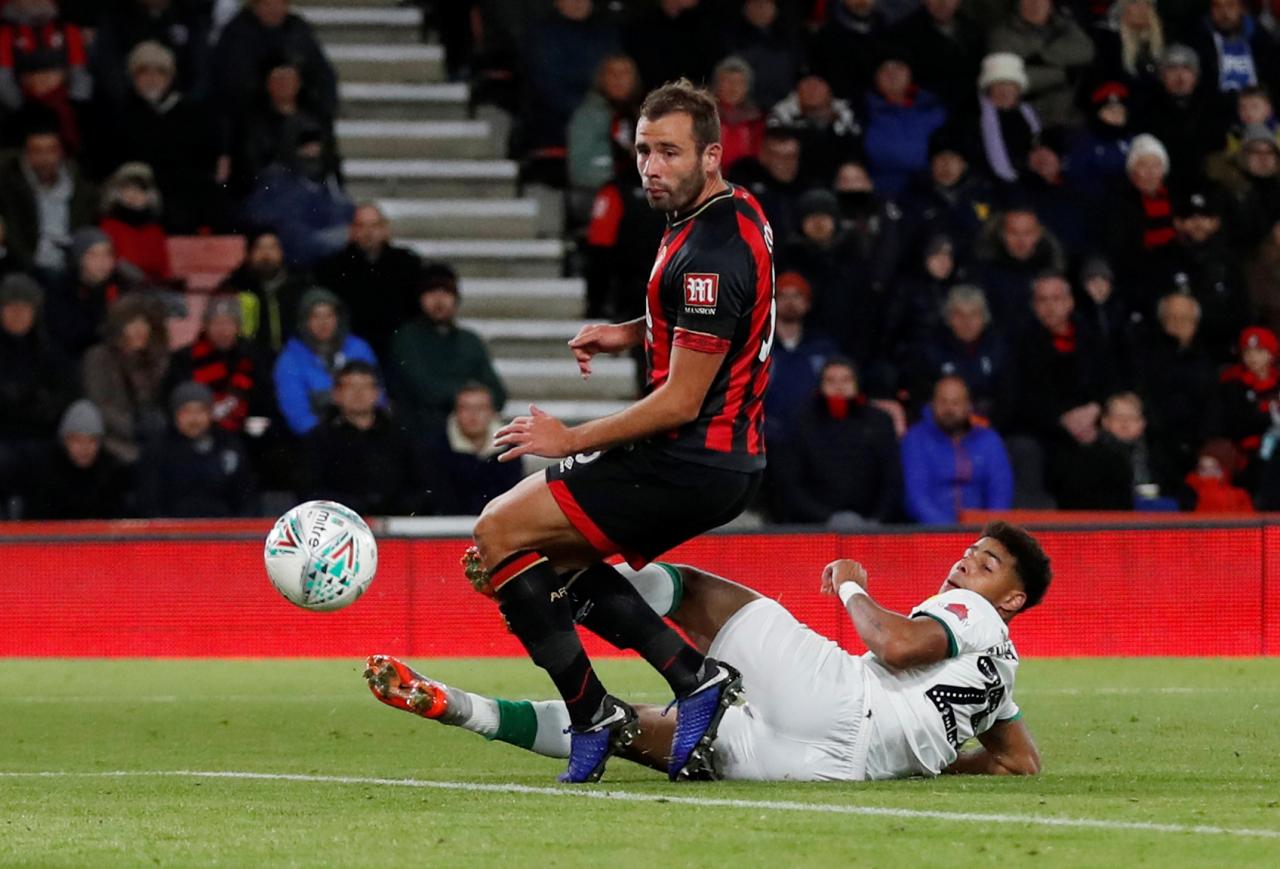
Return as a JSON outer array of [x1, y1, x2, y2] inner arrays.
[[981, 521, 1051, 611]]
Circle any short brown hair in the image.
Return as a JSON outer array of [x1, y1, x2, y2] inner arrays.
[[640, 78, 721, 150]]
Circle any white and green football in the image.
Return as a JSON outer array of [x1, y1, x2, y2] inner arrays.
[[264, 501, 378, 612]]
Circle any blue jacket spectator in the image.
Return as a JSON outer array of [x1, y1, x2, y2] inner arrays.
[[862, 55, 947, 197], [902, 377, 1014, 524], [274, 288, 377, 436], [763, 271, 839, 447]]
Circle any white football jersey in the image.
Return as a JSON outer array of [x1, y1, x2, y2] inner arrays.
[[861, 589, 1021, 779]]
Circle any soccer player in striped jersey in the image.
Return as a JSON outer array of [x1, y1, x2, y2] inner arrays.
[[465, 79, 776, 783]]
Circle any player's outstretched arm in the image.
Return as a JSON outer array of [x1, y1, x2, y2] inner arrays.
[[820, 560, 950, 670], [944, 717, 1042, 776]]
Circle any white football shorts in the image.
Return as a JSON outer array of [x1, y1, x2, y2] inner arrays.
[[707, 597, 873, 781]]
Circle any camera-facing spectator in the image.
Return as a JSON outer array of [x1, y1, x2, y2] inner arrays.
[[1065, 82, 1134, 205], [973, 205, 1066, 330], [0, 0, 92, 149], [728, 126, 805, 243], [301, 361, 437, 517], [21, 399, 133, 519], [137, 381, 256, 517], [969, 52, 1041, 184], [435, 382, 525, 516], [899, 125, 996, 255], [1186, 0, 1280, 99], [273, 288, 378, 437], [884, 233, 964, 367], [914, 284, 1011, 421], [1216, 325, 1280, 472], [567, 54, 641, 193], [712, 55, 765, 174], [222, 228, 308, 356], [1088, 0, 1165, 99], [768, 73, 864, 186], [314, 204, 423, 363], [90, 0, 213, 105], [387, 265, 507, 439], [521, 0, 620, 151], [98, 162, 171, 282], [1213, 124, 1280, 251], [771, 357, 903, 526], [1075, 256, 1137, 381], [901, 375, 1013, 523], [239, 128, 355, 269], [1134, 45, 1225, 186], [763, 271, 839, 448], [1185, 437, 1255, 513], [623, 0, 717, 93], [1103, 133, 1177, 305], [0, 113, 97, 275], [1133, 292, 1218, 469], [81, 292, 170, 464], [233, 54, 339, 194]]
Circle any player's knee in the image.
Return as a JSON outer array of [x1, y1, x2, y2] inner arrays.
[[472, 500, 514, 566]]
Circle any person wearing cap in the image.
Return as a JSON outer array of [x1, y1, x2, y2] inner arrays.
[[969, 52, 1041, 183], [105, 39, 219, 234], [314, 203, 424, 362], [98, 161, 171, 282], [137, 380, 256, 518], [1102, 132, 1177, 297], [899, 124, 995, 254], [44, 227, 144, 359], [1211, 123, 1280, 249], [1133, 292, 1218, 470], [387, 265, 507, 439], [777, 188, 878, 366], [767, 73, 865, 187], [81, 292, 171, 465], [1185, 0, 1280, 98], [221, 228, 308, 356], [0, 111, 97, 274], [1158, 185, 1250, 362], [890, 0, 985, 113], [884, 233, 964, 368], [861, 50, 947, 198], [988, 0, 1095, 127], [239, 130, 355, 269], [762, 270, 839, 449], [88, 0, 212, 106], [19, 399, 134, 520], [1064, 81, 1134, 204], [1215, 326, 1280, 482], [273, 288, 378, 437], [168, 295, 275, 438], [0, 272, 74, 473], [1135, 44, 1226, 185]]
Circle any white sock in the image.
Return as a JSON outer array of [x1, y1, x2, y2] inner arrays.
[[611, 562, 680, 617]]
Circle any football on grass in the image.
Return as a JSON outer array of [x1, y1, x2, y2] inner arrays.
[[264, 501, 378, 611]]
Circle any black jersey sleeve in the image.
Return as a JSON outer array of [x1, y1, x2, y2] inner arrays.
[[669, 237, 757, 353]]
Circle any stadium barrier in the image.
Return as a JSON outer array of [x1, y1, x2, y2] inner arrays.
[[2, 519, 1276, 657]]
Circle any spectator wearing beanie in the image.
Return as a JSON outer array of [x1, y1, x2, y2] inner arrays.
[[168, 296, 275, 436], [21, 399, 133, 520], [45, 227, 143, 358], [0, 113, 97, 274], [314, 204, 424, 363], [988, 0, 1095, 127], [81, 292, 171, 464], [1183, 438, 1254, 513], [0, 1, 92, 149], [967, 52, 1041, 184], [899, 125, 996, 255], [98, 162, 171, 282], [89, 0, 212, 105], [901, 375, 1013, 523], [1134, 45, 1225, 186], [1215, 326, 1280, 472], [1103, 133, 1177, 301], [137, 381, 256, 518], [1212, 123, 1280, 251], [1064, 81, 1134, 205], [763, 271, 839, 449], [883, 233, 965, 368], [387, 265, 506, 439], [1075, 255, 1136, 382], [860, 50, 947, 198], [0, 272, 74, 460], [273, 288, 378, 437]]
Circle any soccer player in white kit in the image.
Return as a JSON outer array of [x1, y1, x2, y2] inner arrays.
[[365, 521, 1048, 781]]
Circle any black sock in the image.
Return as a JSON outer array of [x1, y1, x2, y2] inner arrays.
[[493, 552, 606, 728], [569, 562, 705, 697]]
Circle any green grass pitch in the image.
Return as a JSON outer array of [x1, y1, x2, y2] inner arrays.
[[2, 658, 1278, 867]]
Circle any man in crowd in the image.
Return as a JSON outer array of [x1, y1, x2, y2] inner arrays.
[[435, 382, 525, 516]]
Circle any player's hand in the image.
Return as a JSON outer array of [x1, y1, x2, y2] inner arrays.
[[820, 559, 868, 596], [493, 404, 575, 462], [567, 323, 632, 379]]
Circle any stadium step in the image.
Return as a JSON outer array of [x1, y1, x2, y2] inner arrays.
[[462, 317, 605, 358], [457, 278, 585, 319], [495, 357, 637, 401], [298, 6, 423, 44], [336, 119, 498, 159], [377, 198, 539, 239], [343, 159, 518, 199], [404, 239, 565, 278], [501, 399, 631, 425], [327, 45, 444, 85], [337, 82, 468, 121]]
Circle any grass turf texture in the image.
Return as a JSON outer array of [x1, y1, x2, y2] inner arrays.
[[1, 658, 1277, 867]]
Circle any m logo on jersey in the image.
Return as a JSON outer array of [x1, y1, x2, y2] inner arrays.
[[684, 273, 719, 313], [945, 603, 970, 622]]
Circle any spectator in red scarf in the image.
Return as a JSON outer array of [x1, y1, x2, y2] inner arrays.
[[1184, 437, 1255, 513], [0, 0, 91, 151], [1216, 326, 1280, 470], [1104, 133, 1177, 311]]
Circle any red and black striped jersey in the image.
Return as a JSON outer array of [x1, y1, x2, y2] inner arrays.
[[643, 184, 775, 472]]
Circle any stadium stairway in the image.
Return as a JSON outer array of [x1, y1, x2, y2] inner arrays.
[[300, 0, 636, 426]]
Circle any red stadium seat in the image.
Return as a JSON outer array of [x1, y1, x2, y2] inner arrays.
[[167, 236, 247, 293]]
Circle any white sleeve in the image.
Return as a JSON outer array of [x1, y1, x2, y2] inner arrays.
[[910, 589, 1004, 658]]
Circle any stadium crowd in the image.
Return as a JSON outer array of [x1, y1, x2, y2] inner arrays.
[[1, 0, 1280, 524]]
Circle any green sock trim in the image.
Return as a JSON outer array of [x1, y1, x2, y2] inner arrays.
[[655, 562, 682, 617], [490, 698, 539, 749]]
